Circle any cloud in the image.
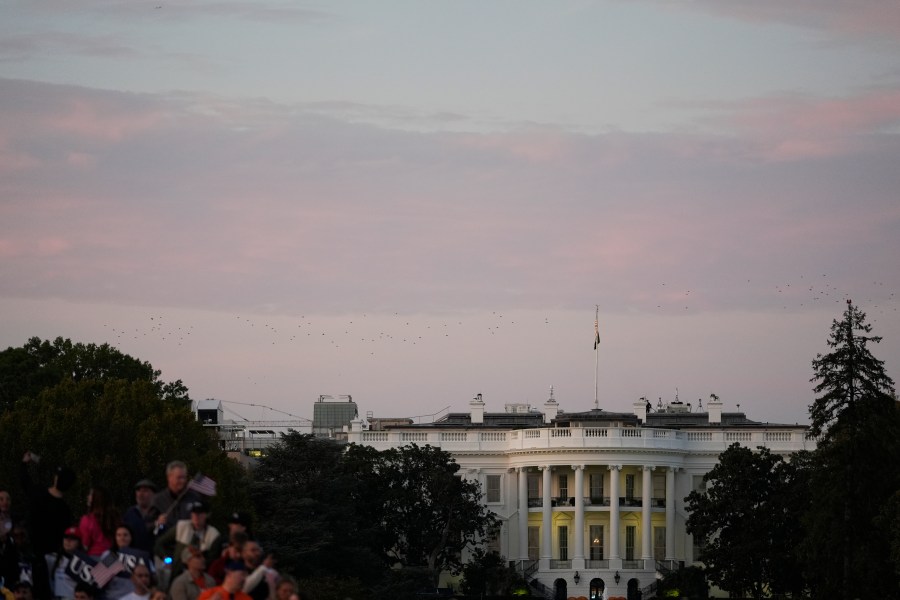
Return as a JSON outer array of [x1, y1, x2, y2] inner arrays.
[[0, 32, 139, 62], [689, 89, 900, 161], [0, 78, 897, 317], [656, 0, 900, 42]]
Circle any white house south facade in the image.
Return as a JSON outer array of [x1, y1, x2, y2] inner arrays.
[[346, 393, 814, 600]]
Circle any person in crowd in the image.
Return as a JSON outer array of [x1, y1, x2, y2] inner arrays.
[[123, 481, 157, 554], [0, 517, 19, 592], [168, 547, 214, 600], [196, 562, 250, 600], [9, 522, 33, 592], [45, 527, 81, 600], [10, 581, 32, 600], [208, 513, 250, 561], [79, 487, 119, 558], [0, 490, 12, 538], [148, 589, 168, 600], [240, 542, 275, 600], [206, 532, 247, 586], [272, 577, 295, 600], [103, 525, 149, 600], [151, 464, 201, 534], [20, 452, 75, 600], [73, 581, 96, 600], [118, 564, 151, 600], [154, 503, 218, 581]]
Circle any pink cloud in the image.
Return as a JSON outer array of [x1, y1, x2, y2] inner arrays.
[[710, 89, 900, 160], [663, 0, 900, 41]]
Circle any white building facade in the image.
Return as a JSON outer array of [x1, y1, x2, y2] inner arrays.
[[346, 395, 813, 599]]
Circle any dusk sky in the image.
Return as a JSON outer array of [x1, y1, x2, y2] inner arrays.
[[2, 1, 899, 428]]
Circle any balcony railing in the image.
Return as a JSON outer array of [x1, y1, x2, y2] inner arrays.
[[622, 559, 645, 569], [528, 498, 542, 507], [549, 559, 571, 569], [586, 559, 609, 569], [350, 425, 813, 454]]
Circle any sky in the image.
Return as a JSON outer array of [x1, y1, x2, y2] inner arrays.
[[2, 1, 900, 428]]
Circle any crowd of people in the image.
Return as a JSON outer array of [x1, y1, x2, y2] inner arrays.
[[1, 453, 301, 600]]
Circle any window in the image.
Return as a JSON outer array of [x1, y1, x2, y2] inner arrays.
[[589, 525, 604, 560], [625, 526, 636, 561], [487, 525, 502, 555], [558, 474, 568, 499], [486, 474, 501, 503], [528, 526, 540, 561], [558, 526, 569, 561], [528, 475, 540, 499], [653, 475, 665, 505], [653, 526, 666, 560], [625, 474, 635, 500], [589, 473, 603, 500]]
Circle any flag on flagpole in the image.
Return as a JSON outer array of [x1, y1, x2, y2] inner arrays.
[[188, 472, 217, 496], [593, 318, 600, 350], [91, 553, 125, 587]]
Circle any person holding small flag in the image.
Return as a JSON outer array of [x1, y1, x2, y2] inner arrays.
[[150, 463, 204, 533]]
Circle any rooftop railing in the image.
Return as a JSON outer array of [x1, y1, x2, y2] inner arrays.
[[351, 426, 813, 454]]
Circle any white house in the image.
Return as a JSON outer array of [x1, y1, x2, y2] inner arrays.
[[346, 392, 813, 599]]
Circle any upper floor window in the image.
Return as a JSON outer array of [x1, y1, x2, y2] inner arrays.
[[486, 474, 501, 503]]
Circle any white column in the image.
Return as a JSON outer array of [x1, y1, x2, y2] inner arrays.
[[641, 466, 653, 562], [573, 465, 585, 568], [541, 465, 552, 569], [518, 467, 529, 562], [608, 465, 621, 562], [666, 467, 676, 560]]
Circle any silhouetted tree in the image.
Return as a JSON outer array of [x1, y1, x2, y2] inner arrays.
[[803, 300, 899, 599]]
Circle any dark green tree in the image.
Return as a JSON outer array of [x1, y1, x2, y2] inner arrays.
[[809, 300, 895, 440], [460, 548, 525, 597], [0, 378, 249, 524], [252, 439, 500, 594], [0, 336, 189, 412], [655, 565, 709, 599], [0, 337, 247, 527], [374, 444, 500, 584], [685, 443, 807, 600], [249, 433, 384, 586], [803, 301, 900, 599]]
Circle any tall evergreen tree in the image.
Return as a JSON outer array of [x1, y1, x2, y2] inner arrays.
[[809, 300, 895, 440], [804, 300, 900, 599]]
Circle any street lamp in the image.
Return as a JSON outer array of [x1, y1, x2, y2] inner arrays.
[[573, 571, 580, 584], [614, 571, 621, 584]]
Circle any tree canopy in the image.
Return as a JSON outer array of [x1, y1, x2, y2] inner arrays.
[[0, 336, 248, 526], [251, 434, 500, 598], [685, 443, 808, 599], [809, 300, 896, 440], [804, 300, 900, 599]]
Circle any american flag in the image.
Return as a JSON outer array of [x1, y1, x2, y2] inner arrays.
[[91, 553, 125, 587], [188, 472, 217, 496]]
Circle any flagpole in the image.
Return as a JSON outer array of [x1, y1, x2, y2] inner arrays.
[[594, 305, 600, 410]]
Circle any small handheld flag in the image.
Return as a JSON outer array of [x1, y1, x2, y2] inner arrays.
[[188, 473, 217, 496]]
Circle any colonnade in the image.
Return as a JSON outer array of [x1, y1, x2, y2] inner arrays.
[[515, 464, 678, 570]]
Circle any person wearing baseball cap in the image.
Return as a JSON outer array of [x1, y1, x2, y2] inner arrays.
[[123, 479, 158, 553]]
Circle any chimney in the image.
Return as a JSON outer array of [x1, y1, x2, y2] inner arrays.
[[470, 393, 485, 424], [708, 396, 723, 424], [633, 399, 647, 422], [543, 386, 558, 423]]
